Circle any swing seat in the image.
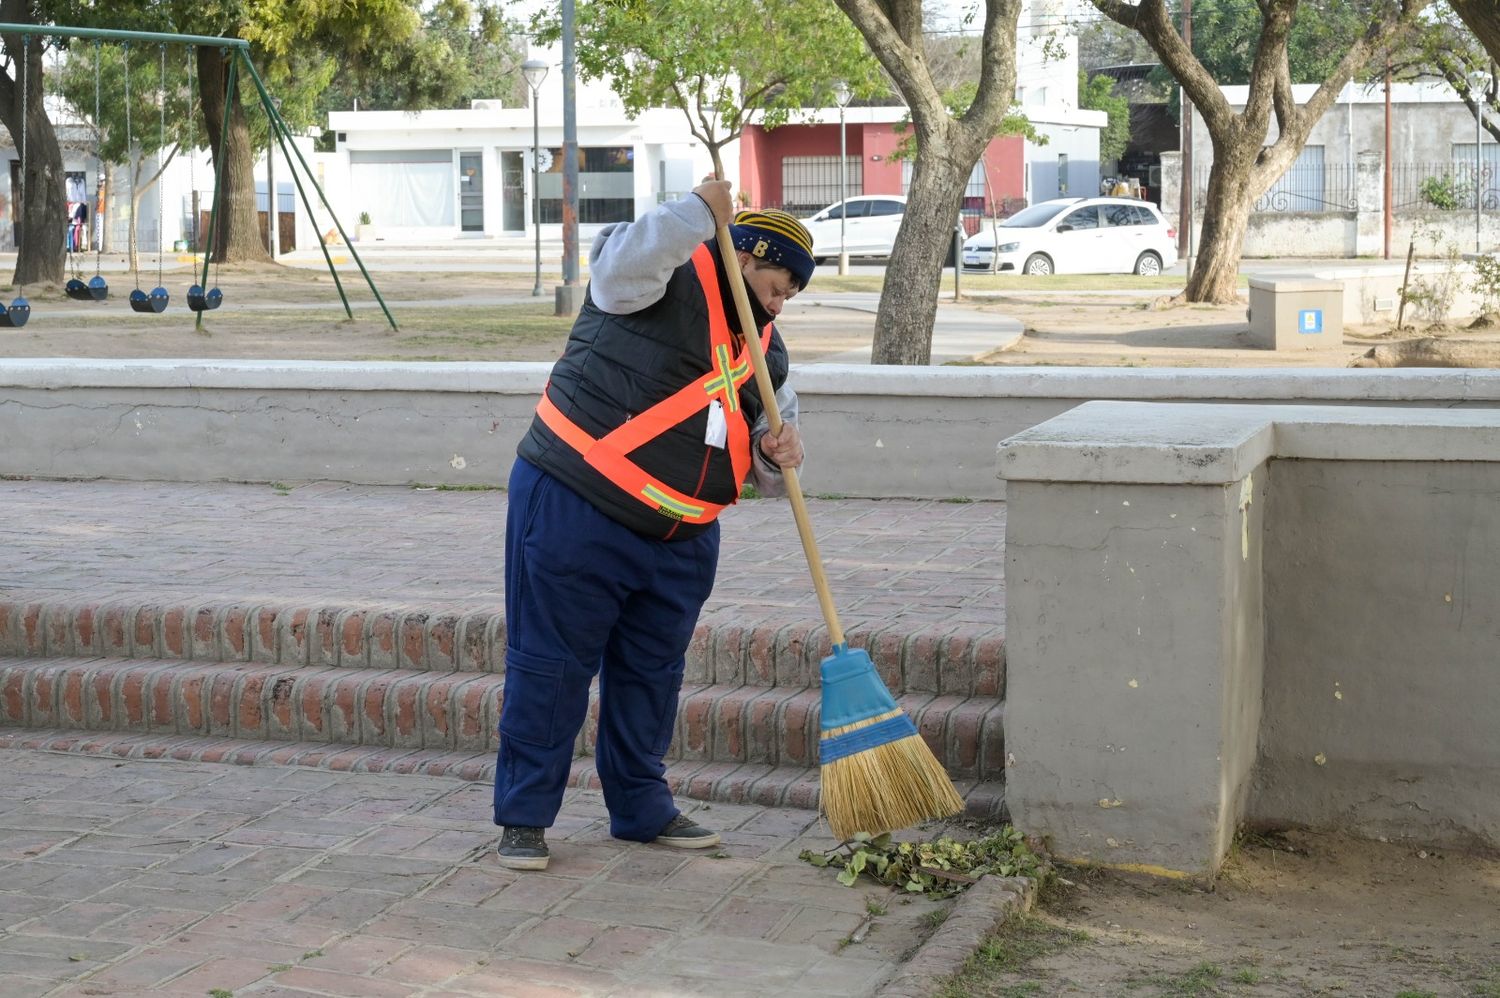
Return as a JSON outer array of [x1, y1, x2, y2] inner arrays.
[[88, 276, 109, 301], [66, 278, 94, 301], [0, 296, 30, 328], [186, 285, 224, 312], [129, 287, 169, 314]]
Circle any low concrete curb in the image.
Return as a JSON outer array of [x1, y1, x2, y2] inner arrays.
[[875, 874, 1036, 997]]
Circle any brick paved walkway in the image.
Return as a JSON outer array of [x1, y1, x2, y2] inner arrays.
[[0, 480, 1006, 635], [0, 479, 1010, 996], [0, 749, 959, 997]]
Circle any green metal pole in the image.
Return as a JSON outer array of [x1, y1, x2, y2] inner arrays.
[[241, 56, 354, 320], [238, 51, 398, 331], [0, 23, 249, 49], [196, 52, 238, 333]]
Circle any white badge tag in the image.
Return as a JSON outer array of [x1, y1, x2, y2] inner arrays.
[[704, 399, 727, 449]]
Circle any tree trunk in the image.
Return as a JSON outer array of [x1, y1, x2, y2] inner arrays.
[[833, 0, 1022, 365], [1182, 151, 1255, 304], [0, 28, 66, 288], [1451, 0, 1500, 66], [198, 47, 269, 265], [872, 137, 972, 364]]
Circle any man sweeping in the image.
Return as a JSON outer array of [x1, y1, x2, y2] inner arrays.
[[493, 180, 813, 870]]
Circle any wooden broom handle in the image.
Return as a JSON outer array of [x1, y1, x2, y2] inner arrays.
[[715, 224, 845, 647]]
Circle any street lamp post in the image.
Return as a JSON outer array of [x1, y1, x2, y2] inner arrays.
[[833, 81, 852, 275], [522, 59, 549, 296]]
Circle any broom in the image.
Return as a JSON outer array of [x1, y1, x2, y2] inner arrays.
[[712, 218, 965, 841]]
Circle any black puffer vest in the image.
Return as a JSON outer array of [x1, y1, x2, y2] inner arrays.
[[517, 238, 789, 541]]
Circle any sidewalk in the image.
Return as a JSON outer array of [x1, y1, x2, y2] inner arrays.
[[0, 750, 956, 998], [0, 479, 1010, 997]]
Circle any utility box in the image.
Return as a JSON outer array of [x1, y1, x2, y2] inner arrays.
[[1247, 277, 1344, 350]]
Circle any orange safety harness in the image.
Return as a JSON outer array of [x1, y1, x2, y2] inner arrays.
[[535, 244, 773, 524]]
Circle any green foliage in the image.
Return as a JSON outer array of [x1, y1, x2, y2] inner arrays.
[[1419, 174, 1462, 211], [1176, 0, 1370, 87], [889, 81, 1041, 163], [1401, 225, 1464, 325], [314, 1, 526, 114], [55, 43, 192, 169], [799, 827, 1043, 899], [1472, 252, 1500, 315], [532, 0, 884, 169], [1149, 0, 1375, 120], [1079, 72, 1130, 164]]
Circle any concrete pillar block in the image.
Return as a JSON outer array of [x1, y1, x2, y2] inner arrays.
[[1355, 150, 1384, 259], [999, 401, 1274, 877], [1004, 476, 1263, 877]]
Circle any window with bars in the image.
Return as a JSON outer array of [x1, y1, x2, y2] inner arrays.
[[780, 156, 862, 214]]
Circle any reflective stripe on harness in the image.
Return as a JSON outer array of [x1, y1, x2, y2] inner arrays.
[[535, 244, 773, 525]]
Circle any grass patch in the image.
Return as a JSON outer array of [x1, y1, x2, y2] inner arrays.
[[410, 482, 503, 492], [934, 915, 1087, 998], [1131, 961, 1224, 996], [951, 273, 1211, 292]]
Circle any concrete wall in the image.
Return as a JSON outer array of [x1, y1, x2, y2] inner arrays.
[[1000, 402, 1500, 875], [1255, 459, 1500, 851], [11, 362, 1500, 492]]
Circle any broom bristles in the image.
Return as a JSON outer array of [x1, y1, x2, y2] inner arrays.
[[820, 710, 965, 840]]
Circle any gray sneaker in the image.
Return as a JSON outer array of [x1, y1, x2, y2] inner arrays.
[[497, 826, 549, 870], [654, 813, 721, 849]]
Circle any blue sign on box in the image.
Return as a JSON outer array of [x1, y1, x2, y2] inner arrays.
[[1299, 309, 1323, 334]]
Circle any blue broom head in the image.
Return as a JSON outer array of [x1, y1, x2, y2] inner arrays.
[[819, 642, 919, 765]]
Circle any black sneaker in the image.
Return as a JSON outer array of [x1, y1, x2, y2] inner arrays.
[[496, 826, 549, 870], [654, 813, 721, 849]]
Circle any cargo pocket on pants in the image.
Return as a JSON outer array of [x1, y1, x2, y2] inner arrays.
[[499, 648, 565, 747]]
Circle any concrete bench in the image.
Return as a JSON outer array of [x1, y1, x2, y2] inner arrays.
[[998, 401, 1500, 876]]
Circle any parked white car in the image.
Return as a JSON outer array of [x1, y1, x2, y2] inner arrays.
[[801, 195, 910, 262], [962, 197, 1179, 276]]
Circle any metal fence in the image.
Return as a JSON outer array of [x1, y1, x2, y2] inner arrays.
[[1392, 161, 1500, 211], [1192, 161, 1357, 214]]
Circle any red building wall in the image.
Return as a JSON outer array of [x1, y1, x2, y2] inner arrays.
[[739, 121, 1024, 214]]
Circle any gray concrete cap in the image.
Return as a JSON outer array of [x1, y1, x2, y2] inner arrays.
[[998, 401, 1500, 485]]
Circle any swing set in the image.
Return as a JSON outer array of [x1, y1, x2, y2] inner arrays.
[[0, 23, 397, 331]]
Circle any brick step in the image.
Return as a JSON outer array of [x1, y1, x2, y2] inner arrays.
[[662, 684, 1005, 783], [0, 657, 500, 753], [1, 659, 1005, 780], [0, 728, 1008, 821], [0, 599, 1005, 699]]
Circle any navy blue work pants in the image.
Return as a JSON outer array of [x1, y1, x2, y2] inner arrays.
[[493, 457, 719, 841]]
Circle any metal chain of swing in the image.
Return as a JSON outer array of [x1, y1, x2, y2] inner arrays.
[[156, 44, 165, 290], [187, 48, 196, 265], [123, 42, 138, 290], [18, 34, 28, 298], [53, 41, 79, 281], [93, 42, 103, 278]]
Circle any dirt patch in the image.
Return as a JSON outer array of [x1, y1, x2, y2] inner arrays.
[[3, 267, 1492, 370], [958, 829, 1500, 997]]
